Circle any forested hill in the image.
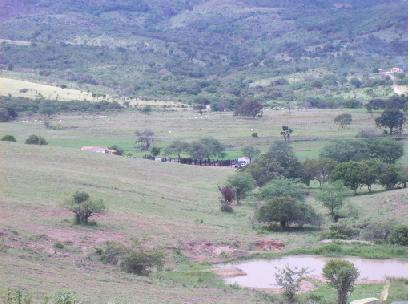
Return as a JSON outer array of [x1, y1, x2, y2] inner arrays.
[[0, 0, 407, 107]]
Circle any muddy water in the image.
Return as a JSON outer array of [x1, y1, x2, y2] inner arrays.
[[216, 255, 408, 289]]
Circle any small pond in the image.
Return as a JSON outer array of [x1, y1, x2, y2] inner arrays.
[[215, 255, 408, 289]]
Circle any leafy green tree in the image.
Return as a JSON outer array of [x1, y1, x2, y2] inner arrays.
[[1, 135, 16, 142], [257, 179, 305, 202], [25, 134, 48, 145], [227, 172, 254, 204], [247, 141, 303, 186], [241, 145, 260, 163], [378, 164, 400, 190], [234, 100, 263, 117], [302, 158, 337, 186], [150, 146, 161, 157], [334, 113, 352, 128], [164, 140, 190, 161], [199, 137, 226, 159], [375, 109, 405, 135], [320, 140, 369, 162], [330, 161, 362, 194], [187, 141, 209, 160], [359, 159, 381, 192], [367, 138, 403, 163], [257, 197, 318, 229], [63, 191, 106, 225], [314, 182, 350, 222], [322, 259, 359, 304]]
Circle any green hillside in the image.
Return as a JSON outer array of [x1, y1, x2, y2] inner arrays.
[[0, 0, 407, 106]]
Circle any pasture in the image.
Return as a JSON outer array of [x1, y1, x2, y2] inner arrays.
[[0, 108, 407, 302], [1, 108, 399, 161]]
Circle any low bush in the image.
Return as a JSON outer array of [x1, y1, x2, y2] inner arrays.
[[1, 135, 16, 142], [96, 240, 165, 276], [95, 241, 127, 265], [322, 223, 359, 240], [25, 134, 48, 145], [5, 289, 32, 304], [388, 225, 408, 246], [120, 248, 165, 276], [53, 291, 78, 304]]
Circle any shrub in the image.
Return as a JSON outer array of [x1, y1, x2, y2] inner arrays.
[[274, 266, 309, 302], [1, 135, 16, 142], [95, 241, 127, 265], [251, 132, 258, 138], [53, 241, 65, 249], [322, 223, 359, 240], [120, 248, 164, 276], [388, 225, 408, 246], [315, 182, 350, 222], [322, 259, 359, 304], [53, 291, 78, 304], [25, 134, 48, 145], [359, 223, 391, 242], [5, 289, 32, 304], [63, 191, 106, 225]]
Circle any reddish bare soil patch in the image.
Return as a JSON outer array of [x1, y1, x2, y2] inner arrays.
[[180, 238, 284, 262], [251, 239, 285, 251]]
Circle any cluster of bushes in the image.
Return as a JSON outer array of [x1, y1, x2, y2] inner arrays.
[[25, 134, 48, 145], [322, 222, 408, 246], [2, 288, 78, 304], [0, 97, 123, 122], [94, 240, 164, 276], [1, 134, 49, 145], [316, 138, 407, 193]]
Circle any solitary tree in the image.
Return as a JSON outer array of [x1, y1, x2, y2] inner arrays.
[[257, 197, 318, 230], [280, 126, 293, 142], [334, 113, 352, 128], [322, 259, 359, 304], [314, 182, 350, 222], [241, 146, 260, 163], [64, 191, 106, 225], [375, 109, 405, 135], [135, 129, 155, 151]]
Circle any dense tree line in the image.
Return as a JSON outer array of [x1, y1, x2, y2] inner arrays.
[[0, 97, 123, 122]]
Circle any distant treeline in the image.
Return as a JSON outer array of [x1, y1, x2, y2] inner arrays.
[[0, 97, 123, 122]]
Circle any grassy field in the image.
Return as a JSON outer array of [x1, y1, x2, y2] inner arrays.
[[1, 108, 401, 161], [0, 139, 407, 302], [0, 108, 407, 303]]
